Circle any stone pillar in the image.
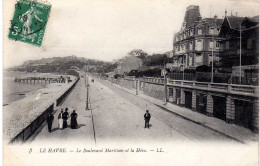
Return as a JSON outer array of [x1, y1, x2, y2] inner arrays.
[[136, 79, 139, 95], [252, 100, 259, 133], [206, 94, 213, 116], [172, 87, 176, 103], [192, 90, 196, 111], [226, 95, 235, 124], [180, 88, 185, 106]]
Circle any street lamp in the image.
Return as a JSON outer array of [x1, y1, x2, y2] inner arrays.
[[163, 60, 168, 104], [84, 64, 90, 110], [239, 25, 242, 84], [211, 37, 214, 83]]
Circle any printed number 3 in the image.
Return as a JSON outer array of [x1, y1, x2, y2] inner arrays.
[[12, 26, 19, 36]]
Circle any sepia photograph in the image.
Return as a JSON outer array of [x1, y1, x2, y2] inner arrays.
[[2, 0, 259, 165]]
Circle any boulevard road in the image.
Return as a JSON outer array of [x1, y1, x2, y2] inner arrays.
[[31, 75, 238, 145]]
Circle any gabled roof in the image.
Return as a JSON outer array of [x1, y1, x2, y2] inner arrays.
[[226, 16, 244, 30]]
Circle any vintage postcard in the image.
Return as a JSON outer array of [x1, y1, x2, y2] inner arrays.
[[2, 0, 259, 165]]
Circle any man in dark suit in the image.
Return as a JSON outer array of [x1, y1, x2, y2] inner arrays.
[[144, 110, 151, 129], [46, 112, 54, 133]]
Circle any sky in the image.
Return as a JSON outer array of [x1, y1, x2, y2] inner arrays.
[[3, 0, 259, 68]]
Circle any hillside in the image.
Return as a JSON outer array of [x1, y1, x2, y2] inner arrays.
[[9, 56, 113, 75]]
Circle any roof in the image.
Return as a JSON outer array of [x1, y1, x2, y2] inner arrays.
[[204, 18, 223, 26], [225, 16, 259, 30], [226, 16, 245, 30]]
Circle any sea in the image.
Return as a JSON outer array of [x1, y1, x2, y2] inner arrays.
[[3, 71, 57, 106]]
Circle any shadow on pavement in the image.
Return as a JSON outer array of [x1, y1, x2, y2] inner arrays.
[[51, 128, 60, 132], [51, 124, 86, 131], [71, 124, 86, 129], [76, 124, 86, 129]]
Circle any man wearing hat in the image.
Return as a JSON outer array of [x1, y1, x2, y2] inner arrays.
[[144, 110, 151, 129], [46, 112, 54, 133]]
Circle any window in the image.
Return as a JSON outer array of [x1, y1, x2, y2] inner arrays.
[[225, 41, 229, 49], [198, 27, 202, 35], [209, 27, 215, 34], [190, 41, 193, 50], [195, 39, 203, 51], [247, 38, 253, 49], [188, 55, 193, 66], [209, 40, 214, 49], [196, 54, 203, 63], [190, 29, 194, 36], [216, 42, 220, 49]]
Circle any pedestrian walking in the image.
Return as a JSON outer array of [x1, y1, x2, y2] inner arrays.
[[70, 110, 78, 129], [46, 112, 54, 133], [63, 108, 69, 128], [58, 110, 64, 130], [144, 110, 151, 129]]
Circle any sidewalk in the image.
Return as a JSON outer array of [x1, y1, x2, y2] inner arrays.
[[30, 77, 95, 145], [106, 80, 258, 144]]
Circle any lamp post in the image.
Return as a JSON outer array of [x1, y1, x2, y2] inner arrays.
[[163, 61, 167, 104], [211, 37, 214, 83], [85, 63, 90, 110], [239, 25, 242, 84]]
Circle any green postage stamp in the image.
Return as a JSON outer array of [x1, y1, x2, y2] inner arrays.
[[8, 0, 51, 47]]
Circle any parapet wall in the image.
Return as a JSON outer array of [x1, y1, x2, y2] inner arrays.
[[6, 77, 80, 144], [142, 81, 165, 101]]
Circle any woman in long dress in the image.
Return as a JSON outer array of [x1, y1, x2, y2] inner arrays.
[[63, 108, 69, 128], [58, 110, 64, 129], [70, 110, 78, 129]]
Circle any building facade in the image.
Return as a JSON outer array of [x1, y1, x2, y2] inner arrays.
[[219, 15, 259, 68], [173, 5, 223, 69], [116, 55, 143, 75]]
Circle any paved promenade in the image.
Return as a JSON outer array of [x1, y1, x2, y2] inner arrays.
[[31, 76, 95, 145], [31, 75, 242, 145]]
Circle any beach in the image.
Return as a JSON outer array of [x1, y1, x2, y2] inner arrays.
[[3, 71, 70, 105]]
